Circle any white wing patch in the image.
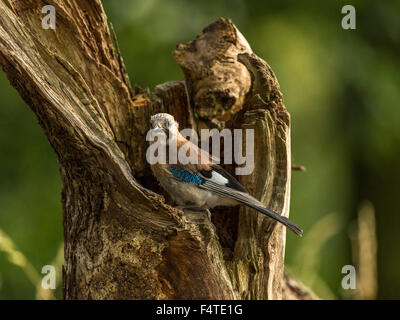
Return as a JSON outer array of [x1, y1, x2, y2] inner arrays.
[[210, 171, 229, 185]]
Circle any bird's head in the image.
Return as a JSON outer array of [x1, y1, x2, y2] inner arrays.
[[150, 113, 179, 141]]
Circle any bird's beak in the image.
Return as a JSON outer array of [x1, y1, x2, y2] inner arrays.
[[152, 124, 163, 132], [150, 124, 165, 138]]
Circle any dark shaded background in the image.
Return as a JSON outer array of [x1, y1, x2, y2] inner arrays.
[[0, 0, 399, 299]]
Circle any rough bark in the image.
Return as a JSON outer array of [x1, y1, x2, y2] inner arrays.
[[0, 1, 313, 299]]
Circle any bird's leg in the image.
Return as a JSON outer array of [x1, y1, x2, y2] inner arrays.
[[174, 205, 203, 211], [174, 205, 212, 220], [174, 205, 188, 210]]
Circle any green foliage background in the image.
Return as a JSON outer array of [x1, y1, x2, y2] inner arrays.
[[0, 0, 399, 299]]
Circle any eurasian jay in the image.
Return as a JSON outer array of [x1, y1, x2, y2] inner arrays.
[[149, 113, 303, 236]]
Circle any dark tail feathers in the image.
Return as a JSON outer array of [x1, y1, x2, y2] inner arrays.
[[245, 203, 303, 236]]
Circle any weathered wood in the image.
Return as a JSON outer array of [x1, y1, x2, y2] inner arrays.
[[282, 272, 318, 300], [173, 18, 252, 130], [231, 53, 292, 299], [0, 1, 311, 299]]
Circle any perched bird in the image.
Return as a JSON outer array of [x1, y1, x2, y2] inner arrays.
[[149, 113, 303, 236]]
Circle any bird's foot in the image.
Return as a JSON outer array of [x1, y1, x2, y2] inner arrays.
[[174, 205, 203, 211], [174, 206, 212, 219]]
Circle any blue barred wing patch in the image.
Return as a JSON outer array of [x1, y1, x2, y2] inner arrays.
[[167, 167, 203, 185]]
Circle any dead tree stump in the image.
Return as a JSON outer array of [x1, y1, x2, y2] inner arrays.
[[0, 1, 314, 299]]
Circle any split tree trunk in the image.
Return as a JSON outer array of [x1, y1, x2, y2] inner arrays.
[[0, 0, 314, 299]]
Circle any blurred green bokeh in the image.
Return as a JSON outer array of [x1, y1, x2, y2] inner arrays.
[[0, 0, 399, 299]]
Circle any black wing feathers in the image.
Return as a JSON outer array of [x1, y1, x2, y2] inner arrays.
[[199, 166, 303, 236], [199, 166, 247, 193]]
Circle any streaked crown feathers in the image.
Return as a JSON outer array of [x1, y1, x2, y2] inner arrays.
[[150, 113, 179, 131]]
